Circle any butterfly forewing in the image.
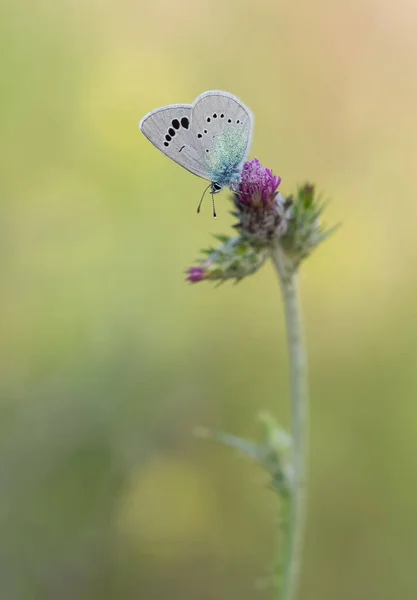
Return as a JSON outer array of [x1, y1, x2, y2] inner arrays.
[[139, 105, 209, 179]]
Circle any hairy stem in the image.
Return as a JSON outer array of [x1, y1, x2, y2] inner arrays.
[[271, 246, 309, 600]]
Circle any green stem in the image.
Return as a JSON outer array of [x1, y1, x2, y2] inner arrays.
[[271, 246, 309, 600]]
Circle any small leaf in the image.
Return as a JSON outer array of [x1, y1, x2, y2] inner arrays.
[[194, 427, 265, 462]]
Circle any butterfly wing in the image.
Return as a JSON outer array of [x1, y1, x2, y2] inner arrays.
[[139, 104, 210, 179], [139, 92, 254, 187], [190, 91, 254, 187]]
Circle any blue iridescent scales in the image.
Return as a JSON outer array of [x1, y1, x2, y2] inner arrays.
[[139, 91, 254, 195], [205, 126, 251, 189]]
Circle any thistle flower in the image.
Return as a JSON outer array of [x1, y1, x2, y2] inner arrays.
[[280, 182, 334, 268], [233, 159, 292, 245], [186, 235, 268, 284], [185, 266, 206, 283], [185, 162, 333, 285], [238, 159, 282, 208]]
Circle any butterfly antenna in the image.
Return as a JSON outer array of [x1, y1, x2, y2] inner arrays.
[[211, 193, 217, 219], [197, 183, 212, 214]]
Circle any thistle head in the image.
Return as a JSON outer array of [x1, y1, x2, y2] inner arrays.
[[185, 162, 334, 285], [185, 235, 268, 284], [280, 182, 333, 268], [238, 159, 282, 208], [233, 159, 291, 245], [185, 266, 206, 283]]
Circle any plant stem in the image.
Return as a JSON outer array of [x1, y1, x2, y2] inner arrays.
[[271, 246, 309, 600]]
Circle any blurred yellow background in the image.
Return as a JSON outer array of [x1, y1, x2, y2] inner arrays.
[[1, 0, 417, 598]]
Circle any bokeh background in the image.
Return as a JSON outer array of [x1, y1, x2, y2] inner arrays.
[[2, 0, 417, 598]]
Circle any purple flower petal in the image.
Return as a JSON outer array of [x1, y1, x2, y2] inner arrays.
[[185, 267, 206, 283], [238, 159, 281, 208]]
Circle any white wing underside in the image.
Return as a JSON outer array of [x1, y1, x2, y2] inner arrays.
[[139, 91, 254, 183]]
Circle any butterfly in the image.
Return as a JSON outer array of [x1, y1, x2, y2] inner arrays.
[[139, 90, 253, 217]]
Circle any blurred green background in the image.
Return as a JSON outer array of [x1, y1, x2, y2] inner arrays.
[[2, 0, 417, 598]]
